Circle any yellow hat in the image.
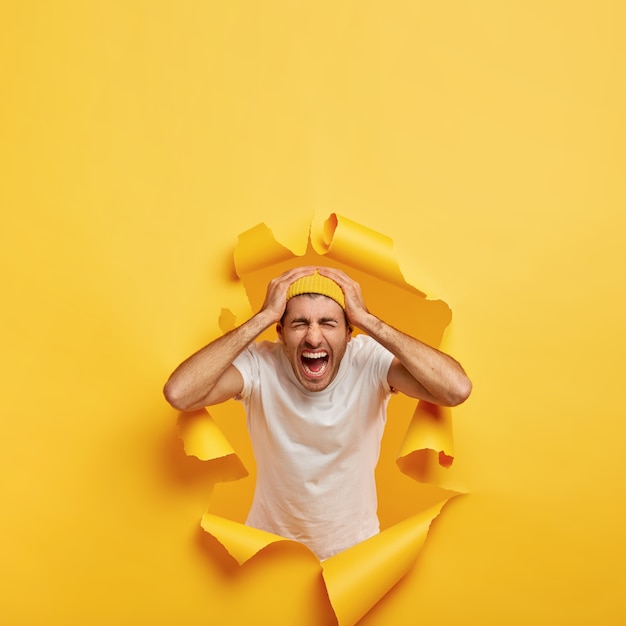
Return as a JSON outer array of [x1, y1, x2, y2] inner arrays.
[[286, 271, 345, 309]]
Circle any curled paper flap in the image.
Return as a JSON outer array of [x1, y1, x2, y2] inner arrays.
[[395, 402, 461, 490], [200, 513, 309, 565], [178, 410, 235, 461], [199, 501, 452, 626], [398, 401, 453, 467], [179, 214, 464, 624], [312, 213, 425, 294], [398, 402, 454, 461], [177, 410, 248, 482], [236, 213, 426, 296], [321, 501, 451, 626]]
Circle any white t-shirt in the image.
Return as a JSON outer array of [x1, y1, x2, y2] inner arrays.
[[232, 334, 395, 560]]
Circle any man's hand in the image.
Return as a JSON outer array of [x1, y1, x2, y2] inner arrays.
[[316, 266, 370, 329], [261, 266, 317, 323]]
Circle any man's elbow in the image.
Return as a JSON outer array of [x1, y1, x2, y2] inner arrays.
[[447, 376, 472, 407], [163, 379, 195, 412]]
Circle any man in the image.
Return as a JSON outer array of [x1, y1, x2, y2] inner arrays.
[[164, 266, 471, 560]]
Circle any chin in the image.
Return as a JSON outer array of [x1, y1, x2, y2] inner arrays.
[[298, 376, 331, 392], [294, 366, 334, 392]]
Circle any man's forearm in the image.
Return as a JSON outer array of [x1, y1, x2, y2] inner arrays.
[[314, 265, 471, 406], [356, 311, 472, 406], [163, 310, 274, 411], [164, 266, 319, 411]]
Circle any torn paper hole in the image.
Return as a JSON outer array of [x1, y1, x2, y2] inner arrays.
[[178, 213, 466, 625]]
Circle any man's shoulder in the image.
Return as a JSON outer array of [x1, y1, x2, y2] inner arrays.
[[247, 339, 281, 354], [238, 340, 283, 365], [338, 335, 394, 391], [232, 340, 286, 391], [348, 334, 386, 356], [233, 339, 278, 362], [346, 334, 394, 369]]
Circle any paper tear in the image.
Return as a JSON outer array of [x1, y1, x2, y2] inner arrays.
[[177, 410, 248, 482], [200, 513, 312, 565], [321, 500, 453, 626], [177, 213, 465, 625], [234, 222, 296, 278], [312, 213, 425, 294], [399, 401, 454, 460]]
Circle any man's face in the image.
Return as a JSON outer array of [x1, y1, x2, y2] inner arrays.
[[277, 294, 351, 392]]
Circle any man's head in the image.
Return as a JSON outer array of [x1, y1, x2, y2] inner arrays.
[[277, 271, 352, 392]]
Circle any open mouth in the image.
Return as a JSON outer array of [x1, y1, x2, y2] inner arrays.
[[300, 350, 329, 378]]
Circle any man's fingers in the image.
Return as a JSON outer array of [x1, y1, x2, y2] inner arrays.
[[267, 266, 315, 293], [262, 266, 317, 317], [316, 266, 360, 296], [275, 265, 317, 286]]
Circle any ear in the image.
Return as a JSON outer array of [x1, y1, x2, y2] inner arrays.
[[276, 323, 284, 342]]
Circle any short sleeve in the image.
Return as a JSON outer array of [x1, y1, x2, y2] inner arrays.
[[350, 335, 395, 394], [231, 345, 257, 401]]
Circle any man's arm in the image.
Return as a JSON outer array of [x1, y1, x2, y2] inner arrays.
[[317, 267, 472, 407], [163, 266, 316, 411]]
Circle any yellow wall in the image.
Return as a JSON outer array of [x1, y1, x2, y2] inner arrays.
[[2, 1, 625, 624]]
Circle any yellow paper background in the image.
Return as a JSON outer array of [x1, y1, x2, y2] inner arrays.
[[2, 2, 625, 625]]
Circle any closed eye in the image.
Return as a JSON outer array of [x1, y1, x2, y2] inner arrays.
[[290, 319, 309, 328], [289, 317, 339, 328]]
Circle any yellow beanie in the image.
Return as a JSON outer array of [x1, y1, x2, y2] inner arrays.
[[286, 271, 345, 309]]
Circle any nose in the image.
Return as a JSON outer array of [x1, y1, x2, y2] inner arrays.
[[305, 324, 323, 346]]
